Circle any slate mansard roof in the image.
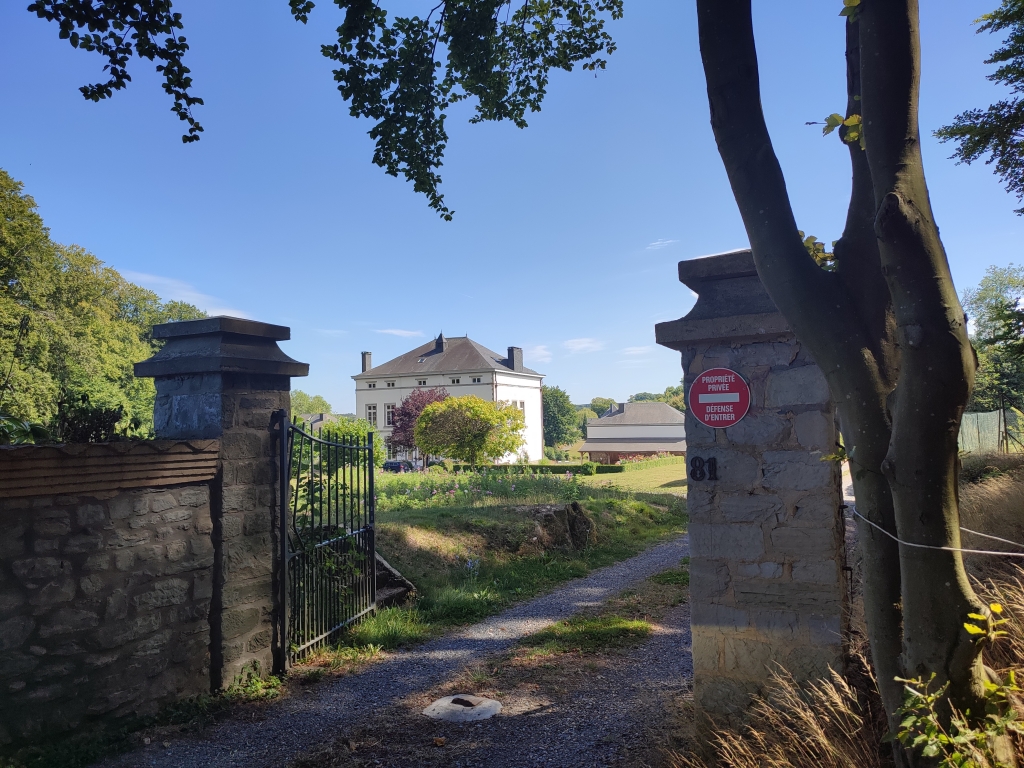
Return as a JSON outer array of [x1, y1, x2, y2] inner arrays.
[[352, 335, 543, 380]]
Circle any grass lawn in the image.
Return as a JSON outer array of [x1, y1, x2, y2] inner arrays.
[[580, 462, 688, 495], [306, 469, 688, 655]]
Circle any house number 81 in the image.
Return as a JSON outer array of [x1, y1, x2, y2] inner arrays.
[[689, 456, 718, 481]]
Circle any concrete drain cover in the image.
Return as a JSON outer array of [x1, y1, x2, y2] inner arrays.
[[422, 694, 502, 722]]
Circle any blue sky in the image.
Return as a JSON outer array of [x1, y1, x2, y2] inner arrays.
[[1, 1, 1019, 412]]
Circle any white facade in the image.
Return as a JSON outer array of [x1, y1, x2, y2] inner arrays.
[[352, 336, 544, 463]]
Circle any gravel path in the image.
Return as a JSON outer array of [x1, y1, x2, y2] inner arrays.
[[102, 535, 690, 768]]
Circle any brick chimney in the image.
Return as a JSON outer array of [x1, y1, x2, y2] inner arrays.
[[361, 351, 372, 372], [507, 346, 523, 372]]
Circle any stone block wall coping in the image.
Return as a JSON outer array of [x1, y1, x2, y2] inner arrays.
[[134, 316, 309, 379], [152, 316, 291, 341], [0, 440, 219, 498], [656, 250, 793, 349]]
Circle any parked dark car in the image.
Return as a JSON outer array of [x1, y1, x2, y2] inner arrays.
[[383, 459, 415, 473]]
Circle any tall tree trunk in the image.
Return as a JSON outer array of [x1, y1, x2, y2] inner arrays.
[[858, 0, 988, 717], [695, 0, 906, 728], [832, 19, 906, 735]]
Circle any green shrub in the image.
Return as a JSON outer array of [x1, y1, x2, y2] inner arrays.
[[579, 461, 598, 475]]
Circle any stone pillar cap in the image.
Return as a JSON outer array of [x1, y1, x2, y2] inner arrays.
[[135, 315, 310, 378], [151, 316, 292, 341], [655, 249, 790, 349]]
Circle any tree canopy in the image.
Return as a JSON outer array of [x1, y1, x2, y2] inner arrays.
[[291, 390, 334, 418], [541, 384, 579, 446], [576, 406, 598, 438], [320, 416, 385, 467], [589, 396, 615, 416], [414, 395, 524, 466], [32, 0, 623, 219], [962, 264, 1024, 411], [0, 168, 204, 437], [386, 386, 448, 453], [936, 0, 1024, 214]]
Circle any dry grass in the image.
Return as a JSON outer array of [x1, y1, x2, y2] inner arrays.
[[667, 464, 1024, 768], [667, 647, 892, 768], [960, 472, 1024, 582], [960, 451, 1024, 484]]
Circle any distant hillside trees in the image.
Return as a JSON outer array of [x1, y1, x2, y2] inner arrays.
[[291, 391, 334, 418], [629, 381, 685, 413], [576, 407, 599, 438], [0, 169, 205, 440]]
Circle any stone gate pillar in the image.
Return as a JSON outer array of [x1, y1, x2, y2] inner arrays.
[[655, 250, 846, 724], [135, 317, 308, 688]]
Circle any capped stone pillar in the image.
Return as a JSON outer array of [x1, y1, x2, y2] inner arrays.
[[655, 251, 846, 725], [135, 317, 308, 687]]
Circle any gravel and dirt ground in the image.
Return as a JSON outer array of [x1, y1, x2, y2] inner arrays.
[[100, 535, 691, 768]]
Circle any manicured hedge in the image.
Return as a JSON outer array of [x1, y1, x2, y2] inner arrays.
[[449, 455, 686, 475]]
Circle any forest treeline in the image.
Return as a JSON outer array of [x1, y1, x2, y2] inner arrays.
[[1, 169, 204, 439]]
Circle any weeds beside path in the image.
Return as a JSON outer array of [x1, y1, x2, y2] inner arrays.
[[99, 535, 690, 768]]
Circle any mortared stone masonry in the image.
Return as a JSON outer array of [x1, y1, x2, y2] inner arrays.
[[0, 317, 306, 745], [656, 250, 847, 724], [135, 316, 308, 688]]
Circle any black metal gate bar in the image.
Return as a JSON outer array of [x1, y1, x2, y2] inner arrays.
[[275, 411, 375, 668]]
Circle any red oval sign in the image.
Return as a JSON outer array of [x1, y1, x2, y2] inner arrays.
[[689, 367, 751, 428]]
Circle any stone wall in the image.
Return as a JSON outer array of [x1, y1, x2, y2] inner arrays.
[[657, 250, 846, 725], [0, 317, 309, 747], [0, 477, 215, 745], [136, 317, 308, 685]]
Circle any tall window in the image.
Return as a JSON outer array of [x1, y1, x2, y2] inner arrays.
[[366, 404, 377, 426], [386, 403, 395, 427]]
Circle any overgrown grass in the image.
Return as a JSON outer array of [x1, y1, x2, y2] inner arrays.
[[354, 479, 687, 649], [960, 451, 1024, 484]]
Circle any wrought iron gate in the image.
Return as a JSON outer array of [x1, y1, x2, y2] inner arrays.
[[277, 412, 375, 666]]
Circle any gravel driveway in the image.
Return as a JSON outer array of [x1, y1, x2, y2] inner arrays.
[[101, 535, 689, 768]]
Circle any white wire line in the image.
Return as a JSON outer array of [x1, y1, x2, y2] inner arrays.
[[848, 506, 1024, 558], [960, 526, 1024, 550]]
